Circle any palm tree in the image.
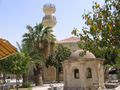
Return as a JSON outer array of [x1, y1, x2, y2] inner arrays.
[[22, 23, 56, 86]]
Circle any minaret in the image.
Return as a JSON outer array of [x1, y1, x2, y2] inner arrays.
[[42, 3, 57, 57], [42, 4, 57, 82], [42, 3, 57, 29]]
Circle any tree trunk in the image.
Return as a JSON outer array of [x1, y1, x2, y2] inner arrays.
[[35, 74, 43, 86], [33, 64, 43, 86], [56, 68, 60, 83], [22, 74, 28, 87], [104, 68, 109, 82], [16, 75, 19, 90], [2, 73, 6, 84], [50, 42, 55, 54]]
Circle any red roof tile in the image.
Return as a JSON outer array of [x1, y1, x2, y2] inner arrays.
[[56, 37, 80, 44]]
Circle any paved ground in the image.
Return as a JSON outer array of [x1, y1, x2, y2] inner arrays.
[[32, 83, 63, 90]]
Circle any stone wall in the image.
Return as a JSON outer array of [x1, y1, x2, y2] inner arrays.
[[63, 58, 105, 90], [43, 66, 56, 82]]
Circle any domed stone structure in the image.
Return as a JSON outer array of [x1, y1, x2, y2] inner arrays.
[[70, 50, 95, 59], [63, 50, 105, 90]]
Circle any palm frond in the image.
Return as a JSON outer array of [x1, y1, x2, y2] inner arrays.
[[16, 42, 22, 52], [26, 25, 33, 33]]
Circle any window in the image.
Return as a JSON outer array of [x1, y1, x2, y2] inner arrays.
[[86, 68, 92, 78], [74, 69, 79, 79]]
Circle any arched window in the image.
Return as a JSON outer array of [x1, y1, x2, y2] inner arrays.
[[86, 68, 92, 78], [74, 69, 79, 79]]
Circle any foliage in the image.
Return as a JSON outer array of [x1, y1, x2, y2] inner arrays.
[[46, 45, 71, 69], [46, 44, 71, 81], [22, 23, 56, 86], [0, 52, 30, 75], [72, 0, 120, 66], [22, 23, 56, 64], [16, 42, 32, 87]]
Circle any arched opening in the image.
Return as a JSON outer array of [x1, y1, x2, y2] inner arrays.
[[74, 69, 79, 79], [86, 68, 92, 78]]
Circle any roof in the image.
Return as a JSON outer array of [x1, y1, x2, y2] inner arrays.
[[56, 37, 80, 44], [70, 49, 96, 60], [63, 50, 104, 64], [0, 38, 17, 60]]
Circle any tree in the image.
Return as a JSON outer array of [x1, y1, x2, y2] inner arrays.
[[72, 0, 120, 66], [22, 23, 56, 86], [16, 42, 31, 87], [0, 53, 28, 75], [46, 45, 71, 82], [0, 52, 30, 89]]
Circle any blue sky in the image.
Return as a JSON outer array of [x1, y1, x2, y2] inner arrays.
[[0, 0, 104, 46]]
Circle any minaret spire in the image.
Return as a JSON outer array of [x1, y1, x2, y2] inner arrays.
[[42, 3, 57, 28]]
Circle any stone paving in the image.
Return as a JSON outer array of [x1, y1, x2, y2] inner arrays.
[[32, 83, 63, 90]]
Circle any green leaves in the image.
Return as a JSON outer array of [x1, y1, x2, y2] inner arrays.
[[0, 52, 30, 75], [72, 0, 120, 66], [45, 45, 71, 82], [46, 45, 71, 69], [22, 23, 56, 64]]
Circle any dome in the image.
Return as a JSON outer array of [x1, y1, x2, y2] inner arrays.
[[70, 50, 95, 59], [42, 15, 57, 27], [43, 4, 56, 15]]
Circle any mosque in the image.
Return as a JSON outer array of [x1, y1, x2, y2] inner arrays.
[[42, 3, 105, 90], [41, 3, 80, 82]]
